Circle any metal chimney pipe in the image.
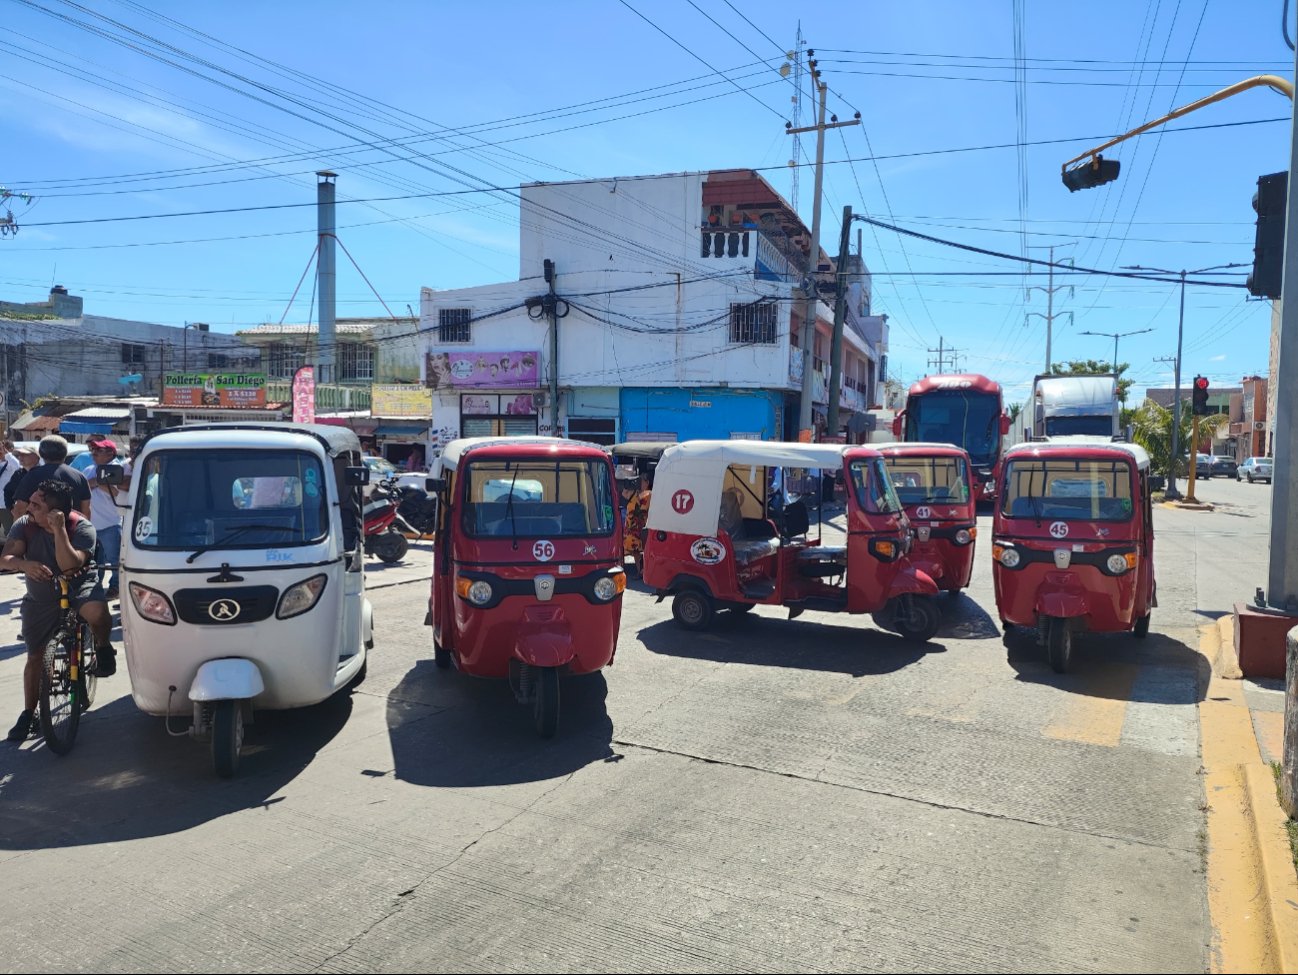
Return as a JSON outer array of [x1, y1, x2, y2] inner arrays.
[[317, 171, 337, 385]]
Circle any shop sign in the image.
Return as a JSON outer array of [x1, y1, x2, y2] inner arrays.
[[371, 384, 433, 416], [163, 372, 266, 407], [426, 350, 539, 389], [292, 366, 315, 424]]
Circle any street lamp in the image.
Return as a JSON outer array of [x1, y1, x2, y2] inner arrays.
[[1077, 328, 1152, 377], [1120, 264, 1245, 499]]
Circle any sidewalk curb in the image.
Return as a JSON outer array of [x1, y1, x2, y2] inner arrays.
[[1199, 617, 1298, 973]]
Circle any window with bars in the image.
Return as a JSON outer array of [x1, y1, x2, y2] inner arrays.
[[206, 352, 233, 369], [121, 343, 147, 367], [338, 342, 374, 382], [438, 308, 472, 343], [728, 301, 777, 344], [266, 342, 306, 379]]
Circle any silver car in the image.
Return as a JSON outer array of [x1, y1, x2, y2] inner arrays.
[[1238, 456, 1273, 483]]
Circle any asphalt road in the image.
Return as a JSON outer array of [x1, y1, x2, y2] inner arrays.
[[0, 477, 1279, 972]]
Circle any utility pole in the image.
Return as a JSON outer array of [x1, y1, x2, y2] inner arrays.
[[788, 57, 859, 439], [1025, 246, 1074, 374], [544, 259, 559, 436], [927, 337, 961, 374], [316, 171, 337, 385], [826, 205, 853, 438]]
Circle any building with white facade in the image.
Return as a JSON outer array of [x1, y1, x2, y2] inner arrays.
[[378, 169, 888, 451]]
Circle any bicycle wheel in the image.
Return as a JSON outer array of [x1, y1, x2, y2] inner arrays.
[[39, 625, 81, 755], [78, 619, 97, 712]]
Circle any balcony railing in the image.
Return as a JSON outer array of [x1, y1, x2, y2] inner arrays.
[[265, 380, 371, 411]]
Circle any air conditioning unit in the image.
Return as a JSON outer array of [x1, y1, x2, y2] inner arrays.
[[531, 390, 549, 410], [1254, 420, 1266, 431]]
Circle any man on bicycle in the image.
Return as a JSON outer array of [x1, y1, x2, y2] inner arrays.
[[2, 479, 116, 742]]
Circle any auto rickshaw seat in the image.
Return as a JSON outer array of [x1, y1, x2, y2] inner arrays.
[[782, 500, 809, 538]]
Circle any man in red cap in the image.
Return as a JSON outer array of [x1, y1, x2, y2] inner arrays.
[[85, 439, 124, 600]]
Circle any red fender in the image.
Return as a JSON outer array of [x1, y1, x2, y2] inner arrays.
[[888, 562, 940, 597], [907, 557, 944, 583], [513, 614, 576, 668], [1037, 590, 1089, 620]]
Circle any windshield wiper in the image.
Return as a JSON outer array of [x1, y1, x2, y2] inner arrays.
[[504, 467, 520, 549], [187, 523, 297, 563], [1029, 496, 1044, 528]]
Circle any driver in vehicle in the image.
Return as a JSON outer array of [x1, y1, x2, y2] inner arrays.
[[2, 479, 116, 742]]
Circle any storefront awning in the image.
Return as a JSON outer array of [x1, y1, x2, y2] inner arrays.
[[374, 424, 428, 438], [59, 419, 117, 435]]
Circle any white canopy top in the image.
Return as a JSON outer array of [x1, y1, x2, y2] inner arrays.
[[1005, 437, 1150, 470], [645, 440, 852, 537]]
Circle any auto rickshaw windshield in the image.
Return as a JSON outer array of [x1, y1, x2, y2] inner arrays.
[[462, 458, 616, 537], [849, 458, 904, 514], [1001, 458, 1135, 522], [886, 456, 970, 505], [133, 448, 330, 548]]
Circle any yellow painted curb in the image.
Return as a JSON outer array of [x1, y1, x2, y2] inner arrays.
[[1200, 617, 1298, 973]]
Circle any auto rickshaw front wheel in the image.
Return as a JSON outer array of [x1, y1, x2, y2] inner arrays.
[[211, 700, 244, 779], [533, 666, 559, 738], [891, 595, 941, 644], [1133, 612, 1151, 639], [672, 590, 715, 631], [1047, 617, 1073, 674]]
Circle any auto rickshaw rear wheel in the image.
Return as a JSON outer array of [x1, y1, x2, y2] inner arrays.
[[672, 589, 714, 631], [434, 639, 451, 669], [211, 700, 243, 778], [1047, 618, 1073, 673], [533, 666, 559, 738], [892, 595, 941, 644], [1133, 612, 1151, 639]]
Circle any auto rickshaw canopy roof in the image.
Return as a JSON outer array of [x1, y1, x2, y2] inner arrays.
[[1004, 437, 1150, 470], [435, 436, 609, 474], [875, 441, 974, 458]]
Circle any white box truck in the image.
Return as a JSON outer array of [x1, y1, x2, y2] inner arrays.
[[1031, 374, 1120, 439]]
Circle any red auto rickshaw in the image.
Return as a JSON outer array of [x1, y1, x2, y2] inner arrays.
[[425, 437, 625, 736], [992, 439, 1156, 673], [641, 441, 942, 643], [877, 443, 978, 594]]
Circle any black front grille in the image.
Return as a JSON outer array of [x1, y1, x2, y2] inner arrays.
[[174, 585, 280, 625]]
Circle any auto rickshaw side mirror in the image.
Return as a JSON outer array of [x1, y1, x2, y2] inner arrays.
[[891, 413, 903, 437], [1000, 414, 1012, 435], [97, 465, 125, 486], [426, 477, 445, 492], [344, 466, 370, 486]]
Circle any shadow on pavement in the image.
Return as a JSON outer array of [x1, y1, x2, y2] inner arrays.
[[1003, 627, 1209, 703], [0, 690, 354, 850], [938, 591, 1002, 640], [635, 615, 943, 678], [386, 659, 614, 788]]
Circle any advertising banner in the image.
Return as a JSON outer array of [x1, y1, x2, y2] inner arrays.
[[292, 366, 315, 424], [371, 384, 433, 416], [425, 350, 539, 389], [163, 372, 266, 407]]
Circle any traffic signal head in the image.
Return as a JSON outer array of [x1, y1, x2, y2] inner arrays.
[[1247, 171, 1287, 300], [1062, 155, 1121, 192], [1192, 375, 1211, 416]]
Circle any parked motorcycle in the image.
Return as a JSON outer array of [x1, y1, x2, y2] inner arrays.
[[363, 478, 409, 563], [394, 483, 438, 537]]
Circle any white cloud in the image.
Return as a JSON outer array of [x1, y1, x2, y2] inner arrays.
[[1210, 354, 1228, 361]]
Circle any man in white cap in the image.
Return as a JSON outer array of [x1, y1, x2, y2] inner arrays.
[[85, 438, 125, 600]]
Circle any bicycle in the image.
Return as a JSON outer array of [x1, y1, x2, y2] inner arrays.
[[38, 574, 98, 755]]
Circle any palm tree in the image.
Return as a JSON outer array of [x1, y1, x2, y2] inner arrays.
[[1131, 399, 1229, 478]]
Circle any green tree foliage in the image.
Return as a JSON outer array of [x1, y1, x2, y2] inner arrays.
[[1131, 399, 1229, 477], [1007, 402, 1023, 423], [1048, 359, 1133, 404]]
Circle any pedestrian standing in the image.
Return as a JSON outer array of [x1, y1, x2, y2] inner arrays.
[[4, 445, 40, 515], [0, 441, 21, 534], [12, 435, 92, 520], [85, 438, 125, 600]]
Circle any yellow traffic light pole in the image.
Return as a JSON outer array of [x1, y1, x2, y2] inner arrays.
[[1186, 414, 1201, 504], [1061, 74, 1295, 178]]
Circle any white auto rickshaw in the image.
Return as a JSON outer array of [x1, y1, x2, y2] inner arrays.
[[104, 423, 374, 777]]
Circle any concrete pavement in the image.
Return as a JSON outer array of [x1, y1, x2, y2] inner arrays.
[[0, 485, 1287, 972]]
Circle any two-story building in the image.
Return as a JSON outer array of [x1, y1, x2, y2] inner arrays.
[[377, 169, 888, 454]]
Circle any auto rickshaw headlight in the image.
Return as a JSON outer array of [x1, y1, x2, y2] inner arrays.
[[128, 582, 176, 625], [955, 528, 975, 545], [593, 574, 622, 602], [1106, 553, 1135, 575], [996, 545, 1021, 568], [277, 574, 328, 619], [466, 580, 494, 606]]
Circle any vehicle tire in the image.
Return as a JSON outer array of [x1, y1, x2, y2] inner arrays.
[[1133, 612, 1151, 639], [78, 619, 97, 712], [893, 595, 941, 644], [672, 589, 714, 631], [1247, 474, 1253, 483], [211, 700, 243, 779], [1047, 617, 1073, 674], [533, 666, 559, 739], [38, 631, 80, 756], [434, 638, 451, 670], [375, 530, 408, 564]]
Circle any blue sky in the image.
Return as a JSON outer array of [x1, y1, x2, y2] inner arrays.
[[1, 0, 1291, 404]]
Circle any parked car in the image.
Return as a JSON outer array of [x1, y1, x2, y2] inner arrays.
[[1238, 456, 1274, 483], [1194, 454, 1213, 479], [1210, 455, 1238, 478]]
